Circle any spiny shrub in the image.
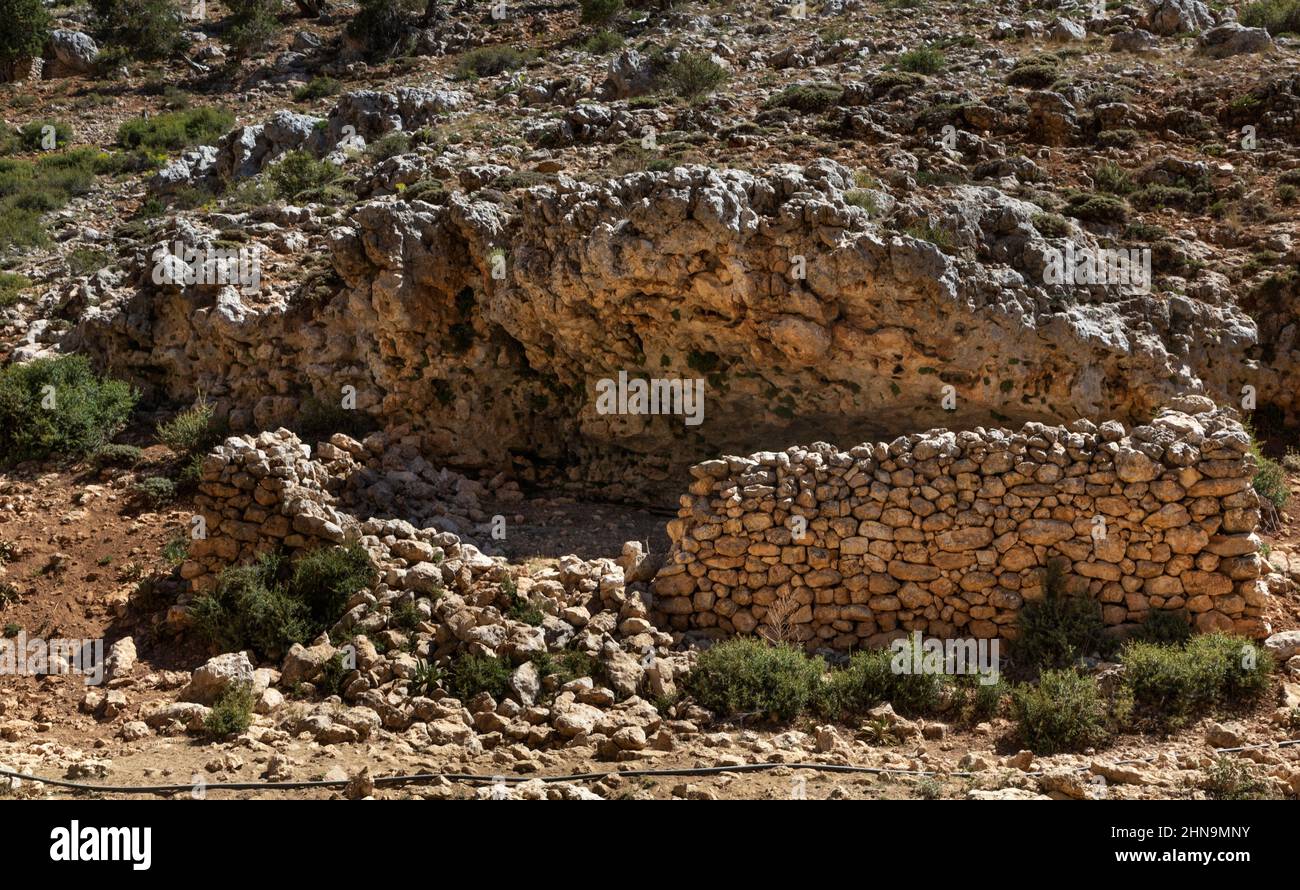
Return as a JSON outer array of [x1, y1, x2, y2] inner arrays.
[[0, 356, 137, 466], [347, 0, 414, 60], [532, 649, 602, 687], [661, 51, 728, 101], [289, 543, 377, 630], [1014, 559, 1107, 671], [155, 398, 224, 458], [1120, 634, 1272, 730], [580, 0, 622, 25], [133, 475, 176, 507], [226, 0, 282, 58], [454, 45, 526, 79], [117, 107, 235, 153], [205, 683, 256, 737], [896, 46, 944, 74], [1010, 668, 1110, 754], [819, 643, 948, 718], [90, 0, 186, 61], [764, 84, 844, 114], [190, 545, 374, 659], [685, 638, 824, 721], [268, 150, 341, 200], [1135, 608, 1192, 645], [447, 653, 511, 702], [1248, 429, 1289, 512], [294, 77, 342, 102]]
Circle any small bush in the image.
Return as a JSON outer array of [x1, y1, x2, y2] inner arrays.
[[1121, 634, 1272, 730], [364, 132, 412, 162], [0, 0, 51, 72], [661, 51, 728, 101], [454, 45, 526, 79], [685, 638, 824, 721], [1006, 58, 1059, 88], [91, 0, 187, 61], [133, 475, 176, 507], [117, 108, 235, 153], [581, 29, 625, 54], [205, 683, 255, 737], [409, 657, 443, 697], [896, 46, 944, 74], [0, 356, 137, 466], [0, 149, 117, 251], [1064, 192, 1129, 224], [580, 0, 622, 25], [1204, 755, 1275, 800], [1136, 608, 1192, 645], [1014, 559, 1107, 671], [1092, 161, 1133, 195], [93, 442, 143, 467], [289, 543, 376, 630], [1011, 669, 1110, 754], [191, 545, 373, 659], [1240, 0, 1300, 36], [1249, 430, 1289, 512], [844, 189, 881, 215], [294, 77, 342, 102], [447, 653, 511, 702], [818, 644, 948, 719], [347, 0, 414, 59], [155, 398, 224, 458], [226, 0, 282, 58], [0, 271, 31, 307], [764, 83, 844, 114], [533, 649, 602, 687], [268, 150, 341, 200]]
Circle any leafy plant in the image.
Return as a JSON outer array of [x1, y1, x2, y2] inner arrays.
[[1014, 559, 1107, 672], [205, 683, 255, 737], [0, 356, 137, 466], [1010, 669, 1110, 754], [685, 638, 824, 721], [447, 653, 511, 702]]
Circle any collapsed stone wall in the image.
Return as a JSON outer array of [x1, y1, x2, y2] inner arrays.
[[650, 395, 1269, 649]]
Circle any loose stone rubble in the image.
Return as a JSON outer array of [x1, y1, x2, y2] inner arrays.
[[652, 395, 1270, 648]]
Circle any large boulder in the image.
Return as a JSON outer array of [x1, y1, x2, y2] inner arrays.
[[1197, 23, 1273, 58], [44, 30, 98, 77], [180, 652, 255, 705]]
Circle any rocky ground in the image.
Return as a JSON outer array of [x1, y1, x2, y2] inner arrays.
[[2, 0, 1300, 799]]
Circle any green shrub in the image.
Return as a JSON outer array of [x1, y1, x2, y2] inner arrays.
[[364, 132, 411, 162], [685, 638, 824, 721], [1064, 192, 1129, 224], [1006, 57, 1059, 88], [268, 150, 341, 200], [454, 45, 526, 79], [1240, 0, 1300, 36], [155, 398, 224, 457], [190, 545, 373, 659], [190, 554, 309, 658], [1136, 608, 1192, 645], [764, 83, 843, 114], [447, 653, 511, 702], [896, 46, 944, 74], [0, 356, 137, 466], [0, 120, 73, 154], [93, 442, 143, 467], [205, 683, 255, 737], [661, 51, 728, 101], [91, 0, 186, 61], [532, 649, 602, 687], [347, 0, 415, 59], [1204, 755, 1275, 799], [226, 0, 282, 58], [580, 0, 622, 25], [0, 0, 51, 71], [1014, 559, 1107, 671], [0, 149, 116, 251], [844, 189, 881, 215], [1121, 635, 1272, 730], [1010, 669, 1110, 754], [0, 271, 31, 307], [1249, 429, 1289, 511], [819, 644, 948, 718], [294, 77, 342, 102], [133, 475, 176, 507], [1092, 160, 1133, 195], [117, 107, 235, 153], [289, 542, 377, 630], [581, 29, 624, 54]]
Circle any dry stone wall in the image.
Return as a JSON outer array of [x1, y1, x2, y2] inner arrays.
[[651, 396, 1269, 649]]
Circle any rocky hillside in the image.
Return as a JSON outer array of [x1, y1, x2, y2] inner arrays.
[[0, 0, 1298, 802]]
